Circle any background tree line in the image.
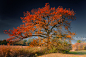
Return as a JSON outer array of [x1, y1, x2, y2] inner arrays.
[[0, 38, 33, 46]]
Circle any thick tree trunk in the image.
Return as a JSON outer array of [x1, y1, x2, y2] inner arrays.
[[47, 33, 51, 50]]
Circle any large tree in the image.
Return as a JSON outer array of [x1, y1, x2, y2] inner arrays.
[[4, 3, 76, 47]]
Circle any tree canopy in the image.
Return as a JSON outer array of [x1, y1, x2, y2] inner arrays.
[[4, 3, 76, 46]]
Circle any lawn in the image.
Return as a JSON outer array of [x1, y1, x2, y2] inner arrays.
[[68, 50, 86, 55]]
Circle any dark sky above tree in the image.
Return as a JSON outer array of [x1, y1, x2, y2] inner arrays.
[[0, 0, 86, 44]]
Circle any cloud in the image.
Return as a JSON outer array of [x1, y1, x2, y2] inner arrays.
[[73, 36, 86, 40]]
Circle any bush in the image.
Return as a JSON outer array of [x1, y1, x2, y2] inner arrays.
[[48, 38, 72, 54], [28, 37, 72, 54], [58, 50, 70, 54], [46, 47, 58, 53]]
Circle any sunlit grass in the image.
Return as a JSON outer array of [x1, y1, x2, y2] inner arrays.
[[1, 44, 86, 57], [0, 45, 46, 57], [68, 50, 86, 55]]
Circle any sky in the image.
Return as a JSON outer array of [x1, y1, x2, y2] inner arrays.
[[0, 0, 86, 44]]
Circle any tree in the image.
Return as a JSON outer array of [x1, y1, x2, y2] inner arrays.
[[0, 40, 2, 45], [0, 40, 9, 45], [77, 40, 82, 43], [22, 40, 27, 46], [4, 3, 76, 49], [13, 40, 24, 45], [27, 38, 33, 46]]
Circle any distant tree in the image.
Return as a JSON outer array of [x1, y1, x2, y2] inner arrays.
[[22, 40, 27, 46], [0, 40, 2, 45], [1, 40, 9, 45], [13, 40, 24, 45], [27, 38, 33, 46], [77, 40, 82, 43]]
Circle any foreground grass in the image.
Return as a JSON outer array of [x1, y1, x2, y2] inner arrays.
[[1, 45, 86, 57], [0, 45, 46, 57], [68, 50, 86, 55], [38, 50, 86, 57], [38, 53, 86, 57]]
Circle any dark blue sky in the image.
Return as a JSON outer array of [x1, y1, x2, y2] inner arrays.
[[0, 0, 86, 44]]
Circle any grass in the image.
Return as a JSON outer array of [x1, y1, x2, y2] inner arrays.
[[1, 45, 86, 57], [38, 50, 86, 57], [68, 50, 86, 55], [0, 45, 47, 57]]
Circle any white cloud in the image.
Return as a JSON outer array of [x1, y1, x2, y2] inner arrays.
[[73, 36, 86, 40]]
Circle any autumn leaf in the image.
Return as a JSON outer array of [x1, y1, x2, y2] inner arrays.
[[4, 3, 76, 48]]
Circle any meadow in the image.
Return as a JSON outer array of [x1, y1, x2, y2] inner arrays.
[[0, 45, 46, 57], [0, 45, 86, 57], [38, 50, 86, 57]]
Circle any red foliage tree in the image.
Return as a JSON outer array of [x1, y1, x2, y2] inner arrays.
[[4, 3, 76, 47]]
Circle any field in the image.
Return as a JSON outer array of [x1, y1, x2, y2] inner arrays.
[[0, 45, 46, 57], [0, 45, 86, 57], [38, 50, 86, 57]]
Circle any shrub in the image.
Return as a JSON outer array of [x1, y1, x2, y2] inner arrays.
[[48, 38, 72, 54], [29, 38, 72, 54]]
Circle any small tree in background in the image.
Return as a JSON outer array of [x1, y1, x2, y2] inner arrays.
[[13, 40, 24, 45], [27, 38, 33, 46], [77, 40, 82, 43], [0, 40, 2, 45], [0, 40, 9, 45], [22, 40, 27, 46]]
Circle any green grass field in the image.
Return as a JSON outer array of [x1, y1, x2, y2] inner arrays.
[[68, 50, 86, 55], [38, 50, 86, 57]]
